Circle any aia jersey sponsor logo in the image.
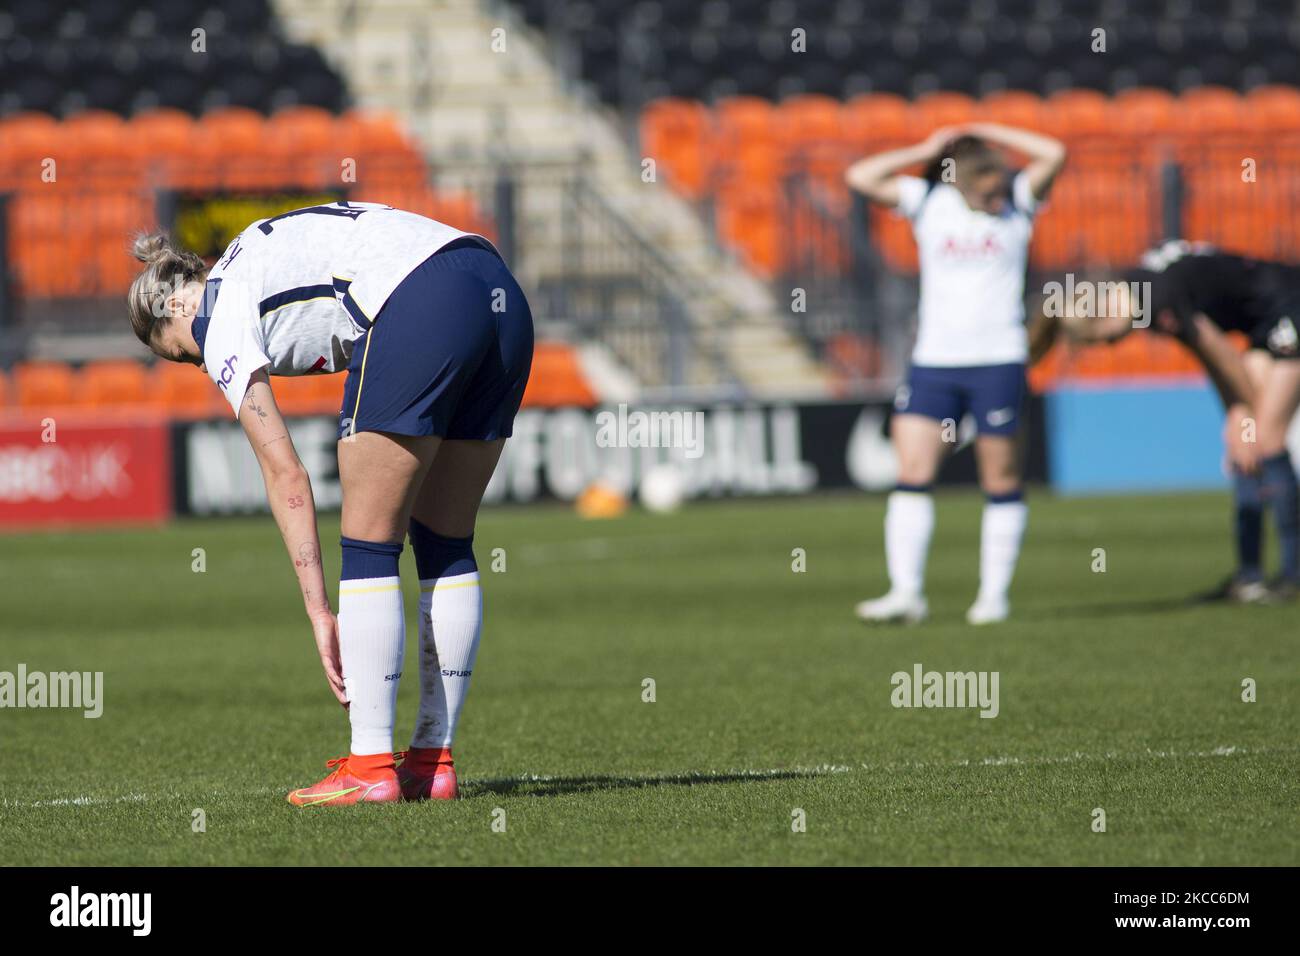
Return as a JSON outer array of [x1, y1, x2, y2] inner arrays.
[[936, 234, 1004, 260]]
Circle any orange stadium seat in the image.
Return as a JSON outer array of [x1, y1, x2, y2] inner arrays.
[[868, 202, 919, 273], [267, 106, 340, 190], [76, 359, 150, 407], [1180, 86, 1246, 134], [778, 94, 844, 145], [975, 91, 1045, 130], [825, 332, 885, 382], [521, 343, 597, 407], [714, 97, 781, 184], [714, 187, 783, 276], [0, 106, 484, 305], [842, 93, 913, 149], [8, 191, 73, 239], [152, 361, 224, 417], [1243, 85, 1300, 132], [336, 110, 426, 182], [12, 361, 75, 409], [640, 98, 713, 199], [428, 191, 496, 241], [0, 112, 62, 189], [197, 107, 283, 189], [1041, 89, 1110, 138], [1111, 87, 1181, 136], [89, 193, 157, 292], [911, 91, 976, 133], [1036, 333, 1207, 388], [337, 110, 413, 154], [779, 95, 848, 192], [60, 111, 139, 186], [731, 138, 784, 185], [272, 373, 346, 416], [128, 108, 209, 188], [715, 96, 778, 143]]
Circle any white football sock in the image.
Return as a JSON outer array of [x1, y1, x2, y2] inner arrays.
[[337, 576, 405, 756], [979, 500, 1028, 602], [411, 571, 482, 750], [885, 489, 934, 598]]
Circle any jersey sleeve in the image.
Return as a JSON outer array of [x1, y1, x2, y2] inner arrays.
[[1011, 170, 1039, 217], [199, 275, 270, 418], [894, 175, 929, 220]]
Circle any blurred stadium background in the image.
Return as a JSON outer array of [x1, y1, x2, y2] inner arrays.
[[3, 0, 1300, 526]]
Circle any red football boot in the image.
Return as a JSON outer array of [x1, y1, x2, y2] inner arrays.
[[395, 747, 458, 801], [286, 755, 400, 807]]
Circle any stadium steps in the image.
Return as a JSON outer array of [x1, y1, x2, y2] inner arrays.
[[272, 0, 832, 397]]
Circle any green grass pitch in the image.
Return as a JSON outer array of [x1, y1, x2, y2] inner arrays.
[[0, 490, 1296, 866]]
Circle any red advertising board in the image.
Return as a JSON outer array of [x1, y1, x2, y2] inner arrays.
[[0, 416, 172, 528]]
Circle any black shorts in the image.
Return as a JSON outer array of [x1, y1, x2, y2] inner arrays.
[[339, 239, 535, 440], [1250, 312, 1300, 359]]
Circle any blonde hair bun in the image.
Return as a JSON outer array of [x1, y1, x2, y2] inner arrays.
[[131, 232, 174, 265]]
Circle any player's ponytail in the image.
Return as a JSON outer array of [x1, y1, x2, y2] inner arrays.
[[126, 231, 207, 349]]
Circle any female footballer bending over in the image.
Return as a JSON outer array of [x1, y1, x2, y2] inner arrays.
[[846, 124, 1066, 624], [128, 202, 533, 805], [1060, 240, 1300, 602]]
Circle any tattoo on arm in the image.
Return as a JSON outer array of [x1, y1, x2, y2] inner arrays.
[[294, 543, 320, 568], [243, 390, 269, 423]]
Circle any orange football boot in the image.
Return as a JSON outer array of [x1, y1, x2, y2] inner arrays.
[[395, 747, 458, 801], [286, 755, 400, 807]]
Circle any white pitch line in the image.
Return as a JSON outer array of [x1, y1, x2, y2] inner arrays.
[[4, 744, 1283, 810]]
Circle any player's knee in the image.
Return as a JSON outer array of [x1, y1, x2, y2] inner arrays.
[[976, 455, 1019, 493], [981, 480, 1022, 500], [896, 457, 938, 486], [409, 518, 476, 580]]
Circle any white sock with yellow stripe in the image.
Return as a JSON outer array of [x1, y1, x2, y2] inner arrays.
[[408, 520, 481, 751], [338, 537, 405, 757], [412, 572, 482, 749]]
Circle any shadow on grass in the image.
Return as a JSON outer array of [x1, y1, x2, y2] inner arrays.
[[462, 768, 829, 800]]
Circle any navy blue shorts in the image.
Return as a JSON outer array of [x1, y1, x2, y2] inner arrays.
[[339, 239, 534, 441], [894, 363, 1026, 437]]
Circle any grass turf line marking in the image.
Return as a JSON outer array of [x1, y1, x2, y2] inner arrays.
[[3, 744, 1284, 810]]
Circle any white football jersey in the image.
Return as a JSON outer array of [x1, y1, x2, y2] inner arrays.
[[895, 172, 1037, 367], [196, 202, 493, 416]]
